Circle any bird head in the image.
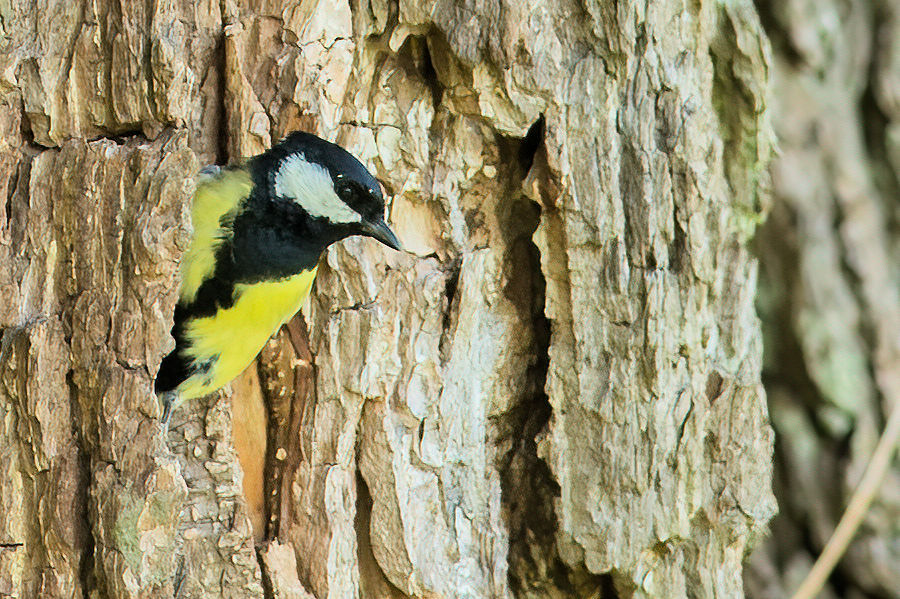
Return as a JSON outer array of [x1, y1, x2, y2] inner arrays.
[[260, 131, 402, 252]]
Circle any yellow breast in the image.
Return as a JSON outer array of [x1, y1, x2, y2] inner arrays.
[[177, 268, 318, 399]]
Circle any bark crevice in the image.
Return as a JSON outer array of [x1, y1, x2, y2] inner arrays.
[[496, 127, 607, 598], [66, 369, 95, 599], [355, 471, 411, 599]]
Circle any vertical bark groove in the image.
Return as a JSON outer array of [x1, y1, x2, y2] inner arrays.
[[67, 368, 95, 599]]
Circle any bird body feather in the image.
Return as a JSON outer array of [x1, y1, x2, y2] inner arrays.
[[177, 268, 317, 398]]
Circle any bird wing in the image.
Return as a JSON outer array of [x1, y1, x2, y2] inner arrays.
[[180, 168, 253, 303]]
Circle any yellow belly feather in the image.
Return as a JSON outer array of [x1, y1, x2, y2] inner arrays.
[[177, 268, 318, 399]]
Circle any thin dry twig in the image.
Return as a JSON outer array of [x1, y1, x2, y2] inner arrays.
[[791, 399, 900, 599]]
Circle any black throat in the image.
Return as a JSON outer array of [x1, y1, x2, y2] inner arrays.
[[227, 194, 336, 284]]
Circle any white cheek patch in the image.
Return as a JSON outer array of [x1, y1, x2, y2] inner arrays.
[[274, 153, 362, 224]]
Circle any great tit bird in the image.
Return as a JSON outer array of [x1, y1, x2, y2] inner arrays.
[[155, 131, 402, 425]]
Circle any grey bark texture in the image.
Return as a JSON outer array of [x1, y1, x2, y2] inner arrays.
[[0, 0, 886, 598]]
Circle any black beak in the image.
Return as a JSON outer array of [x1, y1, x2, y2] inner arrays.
[[363, 219, 403, 251]]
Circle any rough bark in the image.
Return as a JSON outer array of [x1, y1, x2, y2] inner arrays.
[[0, 0, 786, 598], [745, 0, 900, 597]]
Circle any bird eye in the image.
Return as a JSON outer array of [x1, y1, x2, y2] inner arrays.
[[337, 182, 354, 203]]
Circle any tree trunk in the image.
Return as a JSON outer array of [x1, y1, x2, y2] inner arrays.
[[745, 0, 900, 597], [0, 0, 782, 598]]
